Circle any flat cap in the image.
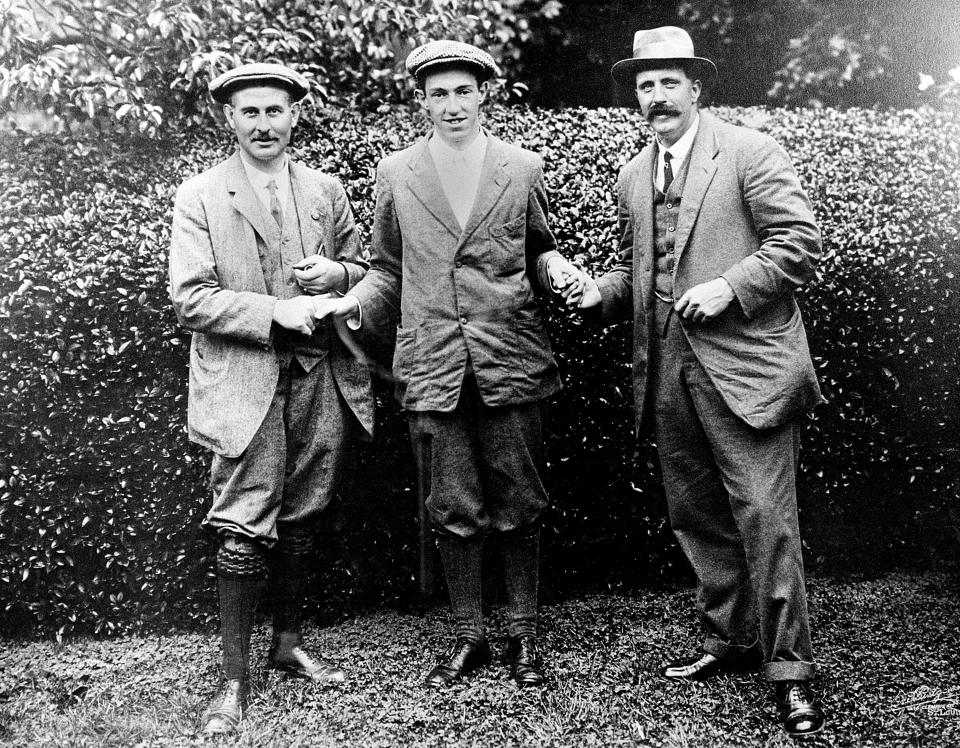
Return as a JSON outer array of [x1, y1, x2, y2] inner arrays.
[[209, 63, 310, 104], [405, 40, 500, 81]]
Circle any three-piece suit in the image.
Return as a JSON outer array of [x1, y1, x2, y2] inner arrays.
[[595, 110, 823, 680], [169, 152, 373, 543]]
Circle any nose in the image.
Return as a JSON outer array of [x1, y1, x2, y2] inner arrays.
[[444, 93, 462, 114], [651, 82, 667, 102], [254, 113, 271, 132]]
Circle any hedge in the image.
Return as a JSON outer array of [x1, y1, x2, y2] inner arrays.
[[1, 104, 959, 638]]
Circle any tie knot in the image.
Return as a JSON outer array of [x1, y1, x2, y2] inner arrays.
[[267, 178, 278, 194], [664, 151, 673, 164]]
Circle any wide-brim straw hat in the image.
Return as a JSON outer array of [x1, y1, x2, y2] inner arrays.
[[209, 63, 310, 104], [610, 26, 717, 88]]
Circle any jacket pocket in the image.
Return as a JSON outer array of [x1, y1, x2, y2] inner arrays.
[[489, 214, 526, 238], [392, 326, 417, 382]]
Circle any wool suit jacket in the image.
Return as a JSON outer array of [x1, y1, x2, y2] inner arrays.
[[349, 134, 563, 411], [169, 152, 374, 458], [597, 110, 823, 431]]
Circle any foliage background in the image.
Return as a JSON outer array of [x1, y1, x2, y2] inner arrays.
[[1, 102, 959, 638], [2, 0, 959, 137]]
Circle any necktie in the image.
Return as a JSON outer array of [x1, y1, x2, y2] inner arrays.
[[267, 179, 283, 229], [663, 151, 674, 193]]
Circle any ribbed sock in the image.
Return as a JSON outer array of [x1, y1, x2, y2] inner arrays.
[[501, 529, 540, 639], [216, 537, 269, 680], [436, 534, 485, 643]]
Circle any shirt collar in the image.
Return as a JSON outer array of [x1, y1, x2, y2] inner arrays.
[[658, 113, 700, 164], [428, 128, 488, 165], [239, 153, 290, 191]]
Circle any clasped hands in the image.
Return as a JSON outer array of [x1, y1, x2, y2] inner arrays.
[[271, 254, 359, 335]]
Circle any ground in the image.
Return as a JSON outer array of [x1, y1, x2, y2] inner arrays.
[[1, 573, 957, 747]]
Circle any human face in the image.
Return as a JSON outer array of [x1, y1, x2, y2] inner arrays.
[[635, 67, 701, 148], [415, 68, 488, 148], [224, 85, 300, 170]]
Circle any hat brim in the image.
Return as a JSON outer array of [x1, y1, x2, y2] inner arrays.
[[610, 57, 717, 88], [211, 75, 309, 105], [412, 57, 498, 83]]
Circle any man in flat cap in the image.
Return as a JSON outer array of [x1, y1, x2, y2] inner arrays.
[[316, 39, 581, 688], [169, 62, 373, 734], [575, 27, 826, 736]]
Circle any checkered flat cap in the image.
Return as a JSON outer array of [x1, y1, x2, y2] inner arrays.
[[405, 40, 500, 81], [209, 63, 310, 104]]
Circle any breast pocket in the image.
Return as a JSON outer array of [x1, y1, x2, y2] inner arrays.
[[487, 214, 527, 274]]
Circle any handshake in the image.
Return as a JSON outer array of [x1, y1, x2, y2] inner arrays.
[[271, 254, 360, 336], [544, 255, 601, 310]]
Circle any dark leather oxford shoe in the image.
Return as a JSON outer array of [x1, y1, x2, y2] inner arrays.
[[775, 680, 825, 737], [661, 649, 761, 681], [200, 678, 247, 735], [424, 637, 491, 688], [505, 635, 545, 687], [268, 641, 346, 685]]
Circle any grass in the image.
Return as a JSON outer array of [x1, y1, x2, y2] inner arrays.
[[1, 572, 958, 747]]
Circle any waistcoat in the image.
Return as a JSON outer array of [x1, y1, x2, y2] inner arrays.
[[257, 189, 329, 369], [652, 151, 693, 300]]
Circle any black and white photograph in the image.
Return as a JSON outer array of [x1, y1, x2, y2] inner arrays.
[[1, 1, 959, 745]]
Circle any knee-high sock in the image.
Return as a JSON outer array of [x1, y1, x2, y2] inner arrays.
[[501, 529, 540, 639], [272, 527, 314, 638], [436, 534, 484, 643], [217, 537, 268, 680]]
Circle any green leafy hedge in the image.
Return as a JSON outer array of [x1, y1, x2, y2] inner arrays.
[[1, 104, 959, 638]]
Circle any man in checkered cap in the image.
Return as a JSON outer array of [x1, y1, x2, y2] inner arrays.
[[316, 39, 583, 688], [169, 62, 373, 733]]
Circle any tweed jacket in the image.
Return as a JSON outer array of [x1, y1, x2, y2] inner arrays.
[[597, 110, 823, 430], [169, 152, 374, 457], [349, 134, 562, 411]]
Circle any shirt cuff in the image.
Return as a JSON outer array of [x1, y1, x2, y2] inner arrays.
[[343, 294, 362, 331]]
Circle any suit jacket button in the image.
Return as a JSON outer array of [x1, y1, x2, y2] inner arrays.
[[455, 261, 462, 268], [311, 211, 321, 221], [460, 317, 467, 325], [668, 226, 675, 232]]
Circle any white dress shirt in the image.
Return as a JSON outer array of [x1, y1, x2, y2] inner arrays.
[[240, 153, 291, 221], [428, 128, 488, 229], [656, 114, 700, 192]]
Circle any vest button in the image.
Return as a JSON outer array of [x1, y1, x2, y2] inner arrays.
[[456, 261, 462, 268], [460, 317, 467, 325], [667, 203, 673, 209], [668, 226, 675, 232]]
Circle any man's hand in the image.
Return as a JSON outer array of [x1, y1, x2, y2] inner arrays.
[[312, 295, 360, 321], [546, 256, 587, 307], [674, 277, 736, 323], [273, 296, 319, 335], [578, 273, 602, 310], [293, 255, 345, 295]]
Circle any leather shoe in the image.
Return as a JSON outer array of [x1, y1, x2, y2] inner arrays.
[[268, 638, 345, 685], [504, 635, 545, 686], [661, 650, 761, 681], [200, 678, 247, 735], [424, 637, 491, 688], [775, 680, 825, 737]]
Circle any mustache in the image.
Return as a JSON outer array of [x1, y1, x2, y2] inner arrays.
[[647, 105, 680, 119]]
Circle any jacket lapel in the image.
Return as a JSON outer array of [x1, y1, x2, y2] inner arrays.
[[406, 138, 462, 240], [290, 161, 324, 258], [674, 112, 719, 265], [457, 136, 510, 247], [226, 152, 271, 246]]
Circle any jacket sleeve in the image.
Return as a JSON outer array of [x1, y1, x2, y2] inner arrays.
[[328, 179, 368, 294], [348, 161, 402, 332], [594, 169, 636, 324], [168, 182, 275, 344], [525, 160, 562, 294], [719, 136, 821, 319]]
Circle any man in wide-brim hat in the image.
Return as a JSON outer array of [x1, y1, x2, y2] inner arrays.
[[169, 61, 374, 734], [316, 39, 583, 689], [578, 26, 827, 737]]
